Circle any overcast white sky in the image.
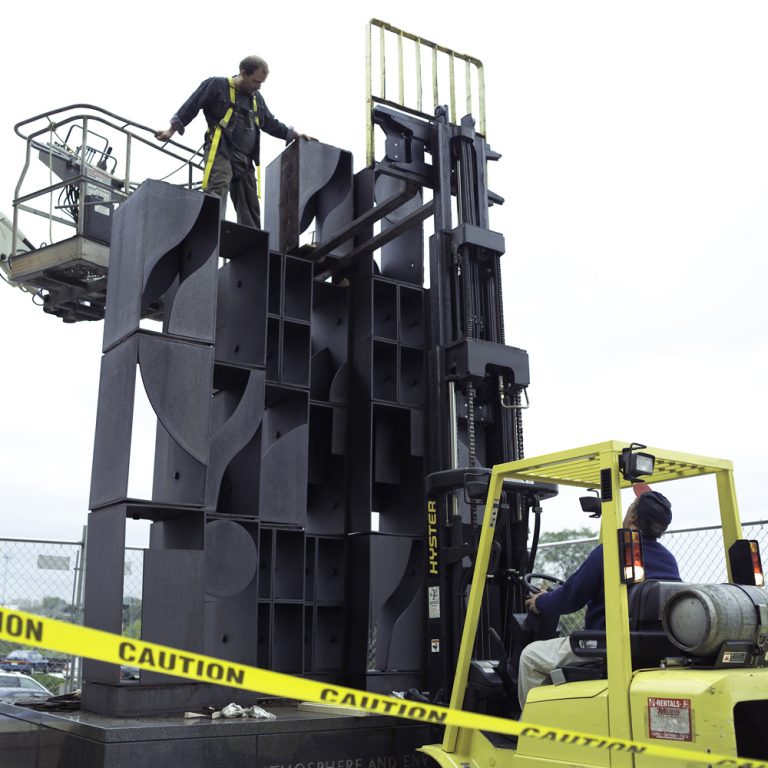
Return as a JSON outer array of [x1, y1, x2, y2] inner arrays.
[[1, 1, 767, 548]]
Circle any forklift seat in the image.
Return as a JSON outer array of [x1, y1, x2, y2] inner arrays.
[[551, 580, 687, 684]]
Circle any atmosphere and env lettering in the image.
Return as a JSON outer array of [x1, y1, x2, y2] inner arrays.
[[266, 756, 430, 768]]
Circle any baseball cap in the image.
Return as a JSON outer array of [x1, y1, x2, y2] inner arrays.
[[632, 484, 672, 527]]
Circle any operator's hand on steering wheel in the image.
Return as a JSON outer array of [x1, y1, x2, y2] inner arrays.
[[523, 572, 565, 596], [525, 593, 541, 614]]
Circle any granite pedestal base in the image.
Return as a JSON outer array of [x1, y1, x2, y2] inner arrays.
[[0, 701, 437, 768]]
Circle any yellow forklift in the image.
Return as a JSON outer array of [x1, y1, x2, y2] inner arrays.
[[421, 440, 768, 767]]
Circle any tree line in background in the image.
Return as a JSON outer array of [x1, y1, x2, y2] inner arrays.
[[0, 596, 142, 657], [535, 527, 598, 581], [534, 527, 599, 634]]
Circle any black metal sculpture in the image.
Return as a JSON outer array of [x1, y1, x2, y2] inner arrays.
[[81, 92, 542, 719]]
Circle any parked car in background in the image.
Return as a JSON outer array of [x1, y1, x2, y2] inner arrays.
[[0, 689, 52, 704], [120, 665, 140, 680], [46, 656, 69, 673], [0, 649, 50, 674], [0, 671, 53, 703]]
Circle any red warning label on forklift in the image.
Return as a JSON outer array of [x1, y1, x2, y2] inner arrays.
[[647, 697, 693, 741]]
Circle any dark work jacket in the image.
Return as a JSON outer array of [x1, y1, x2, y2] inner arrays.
[[535, 538, 681, 630], [170, 76, 295, 164]]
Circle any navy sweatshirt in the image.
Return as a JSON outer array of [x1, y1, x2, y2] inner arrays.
[[535, 538, 681, 630], [170, 77, 295, 164]]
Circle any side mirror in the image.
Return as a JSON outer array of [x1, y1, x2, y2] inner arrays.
[[579, 492, 601, 518]]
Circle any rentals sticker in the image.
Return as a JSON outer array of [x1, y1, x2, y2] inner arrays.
[[648, 697, 693, 742]]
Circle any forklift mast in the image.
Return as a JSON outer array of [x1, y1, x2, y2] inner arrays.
[[364, 20, 546, 700]]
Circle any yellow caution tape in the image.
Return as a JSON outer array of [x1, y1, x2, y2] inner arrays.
[[0, 607, 763, 768]]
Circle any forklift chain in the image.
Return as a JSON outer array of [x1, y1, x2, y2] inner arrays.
[[467, 380, 478, 526], [514, 390, 524, 459], [467, 380, 477, 469]]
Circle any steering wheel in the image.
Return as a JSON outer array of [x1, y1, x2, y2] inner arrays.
[[523, 572, 565, 594]]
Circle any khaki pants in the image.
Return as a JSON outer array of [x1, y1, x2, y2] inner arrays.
[[518, 635, 583, 707], [204, 145, 261, 229]]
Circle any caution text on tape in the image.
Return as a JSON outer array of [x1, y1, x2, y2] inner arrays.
[[1, 608, 765, 768]]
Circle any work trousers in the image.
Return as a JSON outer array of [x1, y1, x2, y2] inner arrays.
[[518, 635, 583, 707], [204, 145, 261, 229]]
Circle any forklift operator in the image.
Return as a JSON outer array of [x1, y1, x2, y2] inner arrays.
[[155, 55, 314, 229], [518, 485, 681, 707]]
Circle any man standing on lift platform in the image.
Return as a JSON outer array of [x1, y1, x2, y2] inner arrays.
[[155, 55, 314, 229]]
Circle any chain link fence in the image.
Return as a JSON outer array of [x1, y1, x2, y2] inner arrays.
[[536, 520, 768, 634], [0, 537, 143, 694], [1, 521, 766, 689]]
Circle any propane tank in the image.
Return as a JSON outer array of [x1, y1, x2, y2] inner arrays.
[[662, 584, 768, 657]]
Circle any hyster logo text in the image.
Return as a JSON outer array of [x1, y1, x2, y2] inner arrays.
[[427, 500, 438, 575]]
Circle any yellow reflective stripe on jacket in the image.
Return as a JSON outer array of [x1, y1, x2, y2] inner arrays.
[[201, 76, 261, 191], [253, 87, 260, 195], [202, 77, 237, 190]]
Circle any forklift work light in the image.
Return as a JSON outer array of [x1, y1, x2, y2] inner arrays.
[[729, 540, 765, 587], [618, 528, 645, 583], [619, 443, 656, 482]]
